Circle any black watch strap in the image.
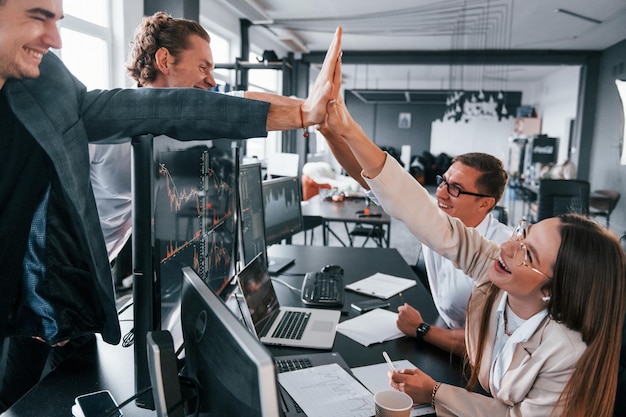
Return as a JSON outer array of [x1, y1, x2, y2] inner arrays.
[[416, 322, 431, 340]]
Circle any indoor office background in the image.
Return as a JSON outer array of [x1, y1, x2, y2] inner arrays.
[[56, 0, 626, 238]]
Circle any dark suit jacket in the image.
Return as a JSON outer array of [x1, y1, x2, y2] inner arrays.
[[3, 53, 270, 344]]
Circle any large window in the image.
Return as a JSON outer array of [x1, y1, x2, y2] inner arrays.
[[246, 51, 283, 160], [56, 0, 112, 90]]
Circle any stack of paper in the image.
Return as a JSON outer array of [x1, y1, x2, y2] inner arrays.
[[336, 308, 405, 346]]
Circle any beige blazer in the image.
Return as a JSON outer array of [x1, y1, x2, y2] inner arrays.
[[366, 156, 586, 417]]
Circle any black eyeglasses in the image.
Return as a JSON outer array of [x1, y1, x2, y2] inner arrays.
[[435, 175, 492, 198]]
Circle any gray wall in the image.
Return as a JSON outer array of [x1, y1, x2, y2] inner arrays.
[[344, 91, 445, 159], [589, 38, 626, 235]]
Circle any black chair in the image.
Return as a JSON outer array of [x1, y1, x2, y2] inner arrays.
[[589, 190, 621, 228], [348, 223, 386, 247], [530, 179, 590, 222], [411, 246, 430, 294]]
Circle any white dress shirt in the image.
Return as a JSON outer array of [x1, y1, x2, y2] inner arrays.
[[490, 293, 548, 392], [89, 142, 133, 262]]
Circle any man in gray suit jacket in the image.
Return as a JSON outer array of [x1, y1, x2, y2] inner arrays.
[[0, 0, 342, 406]]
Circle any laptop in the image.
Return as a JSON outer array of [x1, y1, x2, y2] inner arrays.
[[237, 253, 340, 349]]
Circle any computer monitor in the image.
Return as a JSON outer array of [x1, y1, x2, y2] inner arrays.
[[180, 266, 281, 417], [131, 135, 239, 409], [238, 162, 268, 266], [261, 176, 303, 245]]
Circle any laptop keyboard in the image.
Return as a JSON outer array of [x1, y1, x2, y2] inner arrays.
[[274, 357, 313, 373], [272, 311, 311, 340]]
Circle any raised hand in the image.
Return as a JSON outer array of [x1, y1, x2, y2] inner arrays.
[[302, 26, 343, 126]]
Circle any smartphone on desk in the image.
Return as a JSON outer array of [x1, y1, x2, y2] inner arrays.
[[351, 299, 390, 313], [73, 390, 122, 417]]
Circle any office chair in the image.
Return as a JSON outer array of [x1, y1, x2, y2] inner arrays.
[[531, 179, 590, 223], [589, 190, 621, 228]]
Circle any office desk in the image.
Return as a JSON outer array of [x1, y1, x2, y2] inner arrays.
[[6, 246, 464, 417], [267, 245, 465, 386], [301, 196, 391, 247], [3, 318, 154, 417]]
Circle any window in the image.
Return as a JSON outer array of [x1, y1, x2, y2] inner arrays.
[[56, 0, 112, 90], [208, 31, 233, 87], [246, 52, 283, 160]]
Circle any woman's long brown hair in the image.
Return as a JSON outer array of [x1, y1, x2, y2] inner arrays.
[[466, 214, 625, 417]]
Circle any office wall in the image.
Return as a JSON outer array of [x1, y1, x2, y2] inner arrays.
[[344, 90, 445, 159], [589, 38, 626, 235], [524, 66, 581, 164]]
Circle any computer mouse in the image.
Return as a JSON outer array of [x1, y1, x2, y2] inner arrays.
[[321, 265, 344, 275]]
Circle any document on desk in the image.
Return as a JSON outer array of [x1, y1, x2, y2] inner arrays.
[[278, 363, 375, 417], [336, 308, 405, 346], [345, 273, 416, 299], [351, 360, 435, 417]]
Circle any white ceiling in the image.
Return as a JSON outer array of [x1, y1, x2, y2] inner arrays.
[[211, 0, 626, 90]]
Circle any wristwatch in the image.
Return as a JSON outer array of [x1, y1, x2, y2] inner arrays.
[[416, 322, 431, 340]]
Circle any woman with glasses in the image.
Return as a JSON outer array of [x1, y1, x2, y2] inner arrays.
[[321, 94, 625, 417]]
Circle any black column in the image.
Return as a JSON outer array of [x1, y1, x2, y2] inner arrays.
[[238, 19, 251, 90]]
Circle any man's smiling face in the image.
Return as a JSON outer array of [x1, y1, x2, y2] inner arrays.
[[0, 0, 63, 88]]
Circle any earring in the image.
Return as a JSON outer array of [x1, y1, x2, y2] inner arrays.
[[542, 296, 551, 302]]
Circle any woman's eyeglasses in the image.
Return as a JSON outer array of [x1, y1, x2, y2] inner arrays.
[[509, 220, 550, 278], [435, 175, 492, 198]]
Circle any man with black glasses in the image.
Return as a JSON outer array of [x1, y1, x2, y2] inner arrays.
[[395, 153, 511, 355]]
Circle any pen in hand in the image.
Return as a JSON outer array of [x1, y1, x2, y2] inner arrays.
[[383, 351, 396, 372], [398, 292, 404, 305]]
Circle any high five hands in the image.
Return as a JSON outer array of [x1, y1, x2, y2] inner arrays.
[[302, 27, 343, 126]]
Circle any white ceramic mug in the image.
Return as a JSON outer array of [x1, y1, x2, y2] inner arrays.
[[374, 390, 413, 417]]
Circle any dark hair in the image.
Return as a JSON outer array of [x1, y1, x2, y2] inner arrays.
[[126, 11, 210, 86], [467, 214, 625, 417], [452, 153, 508, 204]]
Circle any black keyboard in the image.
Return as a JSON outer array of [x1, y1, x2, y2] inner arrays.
[[300, 271, 344, 307]]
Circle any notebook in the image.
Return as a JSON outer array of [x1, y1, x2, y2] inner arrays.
[[237, 253, 341, 349]]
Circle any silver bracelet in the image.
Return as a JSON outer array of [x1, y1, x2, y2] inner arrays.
[[431, 381, 442, 408]]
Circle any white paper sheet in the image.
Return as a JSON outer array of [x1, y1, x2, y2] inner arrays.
[[278, 363, 375, 417], [336, 308, 405, 346], [345, 273, 417, 299]]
